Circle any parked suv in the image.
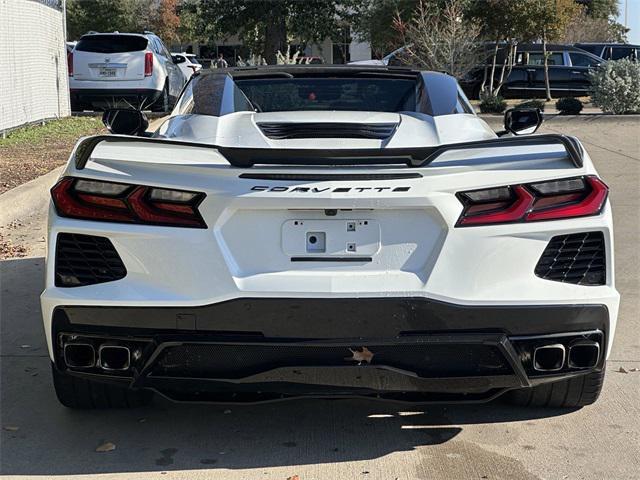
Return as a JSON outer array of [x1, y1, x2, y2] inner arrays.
[[575, 43, 639, 61], [461, 44, 603, 99], [68, 32, 186, 112], [171, 52, 203, 79]]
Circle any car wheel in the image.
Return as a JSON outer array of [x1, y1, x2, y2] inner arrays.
[[151, 83, 169, 112], [505, 367, 605, 408], [51, 363, 152, 409]]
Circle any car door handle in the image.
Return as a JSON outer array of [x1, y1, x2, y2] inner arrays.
[[526, 69, 536, 72], [571, 70, 583, 74]]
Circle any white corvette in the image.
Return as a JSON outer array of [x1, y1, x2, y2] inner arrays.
[[42, 66, 619, 409]]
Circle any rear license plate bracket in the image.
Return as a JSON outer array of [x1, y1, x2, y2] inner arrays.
[[282, 219, 380, 257]]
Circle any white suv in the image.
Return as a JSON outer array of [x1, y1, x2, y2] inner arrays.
[[68, 32, 186, 112]]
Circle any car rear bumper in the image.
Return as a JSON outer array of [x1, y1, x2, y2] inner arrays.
[[52, 298, 609, 404], [69, 88, 161, 108]]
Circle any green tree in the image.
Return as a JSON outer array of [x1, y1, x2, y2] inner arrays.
[[521, 0, 580, 100], [467, 0, 531, 97], [66, 0, 132, 40], [574, 0, 619, 18], [192, 0, 348, 64], [349, 0, 418, 59]]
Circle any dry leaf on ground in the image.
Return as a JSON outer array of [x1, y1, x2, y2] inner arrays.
[[95, 441, 116, 452]]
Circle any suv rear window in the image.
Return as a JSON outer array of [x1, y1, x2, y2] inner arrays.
[[76, 35, 148, 53], [235, 78, 416, 112]]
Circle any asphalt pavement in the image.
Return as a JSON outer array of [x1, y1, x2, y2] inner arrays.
[[1, 116, 638, 480]]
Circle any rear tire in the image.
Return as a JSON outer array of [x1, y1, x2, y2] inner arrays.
[[51, 364, 152, 409], [151, 83, 169, 112], [505, 367, 605, 408]]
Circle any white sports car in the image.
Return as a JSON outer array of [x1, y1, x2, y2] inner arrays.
[[42, 66, 619, 409]]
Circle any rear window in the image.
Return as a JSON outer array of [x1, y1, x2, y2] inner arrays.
[[576, 45, 603, 56], [76, 35, 148, 54], [234, 78, 416, 112], [611, 47, 636, 60]]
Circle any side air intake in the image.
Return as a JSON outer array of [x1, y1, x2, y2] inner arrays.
[[55, 233, 127, 287], [257, 122, 397, 140], [535, 232, 605, 285]]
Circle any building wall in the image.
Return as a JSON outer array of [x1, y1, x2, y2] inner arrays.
[[0, 0, 70, 132]]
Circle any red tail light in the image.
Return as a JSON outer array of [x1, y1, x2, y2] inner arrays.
[[67, 52, 73, 77], [51, 178, 206, 228], [456, 176, 608, 227], [144, 52, 153, 76]]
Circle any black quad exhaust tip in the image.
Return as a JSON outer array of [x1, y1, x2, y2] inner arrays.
[[98, 345, 131, 371], [533, 344, 565, 372], [568, 340, 601, 369], [63, 343, 95, 369]]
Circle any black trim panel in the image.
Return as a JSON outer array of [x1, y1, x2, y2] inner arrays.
[[56, 297, 609, 339], [73, 133, 584, 170], [239, 173, 423, 181]]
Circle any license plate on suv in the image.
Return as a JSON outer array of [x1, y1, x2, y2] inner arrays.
[[282, 219, 380, 257], [99, 68, 117, 77]]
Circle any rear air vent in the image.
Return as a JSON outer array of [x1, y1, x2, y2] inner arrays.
[[257, 122, 397, 140], [535, 232, 605, 285], [55, 233, 126, 287]]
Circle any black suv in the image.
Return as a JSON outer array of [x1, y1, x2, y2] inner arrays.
[[575, 43, 639, 61], [462, 44, 604, 99]]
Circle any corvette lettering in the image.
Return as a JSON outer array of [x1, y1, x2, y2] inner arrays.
[[250, 186, 411, 193]]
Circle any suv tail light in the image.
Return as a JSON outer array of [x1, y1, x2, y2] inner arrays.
[[144, 52, 153, 76], [67, 52, 73, 76], [51, 178, 207, 228], [456, 176, 608, 227]]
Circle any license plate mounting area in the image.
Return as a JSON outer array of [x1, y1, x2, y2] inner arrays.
[[282, 219, 380, 257]]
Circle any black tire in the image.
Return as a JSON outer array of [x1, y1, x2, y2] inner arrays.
[[51, 364, 152, 409], [505, 367, 605, 408], [151, 83, 169, 112]]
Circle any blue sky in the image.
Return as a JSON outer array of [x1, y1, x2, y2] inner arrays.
[[618, 0, 639, 44]]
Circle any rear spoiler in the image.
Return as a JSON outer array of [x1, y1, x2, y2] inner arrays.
[[73, 133, 584, 170]]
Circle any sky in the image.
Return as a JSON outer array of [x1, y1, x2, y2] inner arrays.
[[618, 0, 640, 44]]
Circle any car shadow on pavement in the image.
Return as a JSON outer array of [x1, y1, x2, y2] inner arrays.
[[1, 257, 578, 476]]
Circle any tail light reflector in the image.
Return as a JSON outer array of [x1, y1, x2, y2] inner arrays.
[[144, 52, 153, 76], [51, 178, 206, 228], [456, 176, 608, 227], [67, 52, 73, 76]]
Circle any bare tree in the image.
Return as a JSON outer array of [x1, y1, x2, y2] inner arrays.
[[394, 0, 482, 80], [560, 6, 628, 43]]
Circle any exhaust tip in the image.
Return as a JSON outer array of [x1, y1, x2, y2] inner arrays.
[[568, 341, 600, 369], [98, 345, 131, 371], [63, 343, 95, 369], [533, 344, 565, 372]]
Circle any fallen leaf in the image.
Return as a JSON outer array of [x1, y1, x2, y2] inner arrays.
[[3, 426, 19, 431], [617, 367, 628, 374], [345, 347, 374, 365], [629, 368, 639, 372], [286, 476, 300, 480], [95, 442, 116, 452]]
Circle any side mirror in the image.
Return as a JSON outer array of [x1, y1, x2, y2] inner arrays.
[[172, 55, 186, 64], [504, 108, 542, 135], [102, 109, 149, 136]]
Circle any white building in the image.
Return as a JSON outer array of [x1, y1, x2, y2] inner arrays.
[[0, 0, 70, 133]]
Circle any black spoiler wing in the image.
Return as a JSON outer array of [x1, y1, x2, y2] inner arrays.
[[74, 134, 584, 170]]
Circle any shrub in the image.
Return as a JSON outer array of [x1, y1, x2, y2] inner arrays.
[[479, 95, 507, 113], [517, 99, 546, 111], [589, 59, 640, 114], [555, 97, 583, 115]]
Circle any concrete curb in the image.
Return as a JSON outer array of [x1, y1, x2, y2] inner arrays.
[[0, 166, 62, 226]]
